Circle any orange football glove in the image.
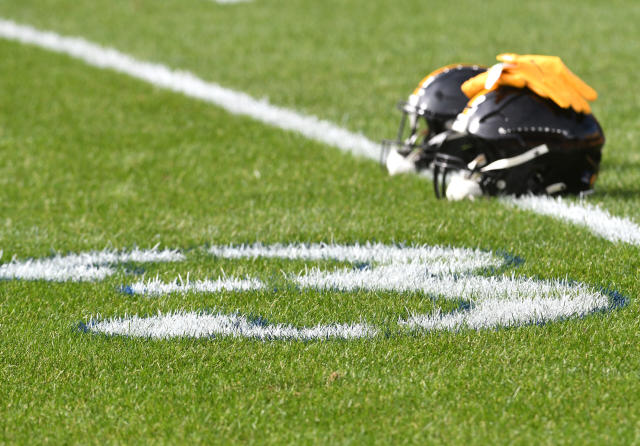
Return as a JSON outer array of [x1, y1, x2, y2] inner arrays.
[[461, 53, 597, 113]]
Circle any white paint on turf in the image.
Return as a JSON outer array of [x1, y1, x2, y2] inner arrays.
[[0, 19, 637, 246], [85, 243, 613, 338], [208, 242, 502, 273], [127, 275, 264, 296], [0, 19, 379, 161], [213, 243, 610, 331], [507, 195, 640, 246], [85, 311, 376, 340], [0, 247, 183, 282], [403, 290, 606, 331]]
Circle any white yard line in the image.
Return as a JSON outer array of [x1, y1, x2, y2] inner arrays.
[[506, 195, 640, 246], [0, 18, 639, 246], [0, 19, 379, 161]]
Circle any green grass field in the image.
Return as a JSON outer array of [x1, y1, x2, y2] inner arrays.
[[1, 0, 640, 443]]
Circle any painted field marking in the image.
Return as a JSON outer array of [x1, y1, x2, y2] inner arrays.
[[85, 312, 376, 340], [64, 243, 619, 339], [505, 195, 640, 246], [209, 243, 612, 331], [0, 19, 379, 161], [125, 275, 264, 296], [0, 18, 638, 245], [0, 247, 183, 281]]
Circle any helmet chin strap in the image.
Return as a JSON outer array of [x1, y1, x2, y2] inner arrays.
[[480, 144, 549, 172], [433, 144, 553, 199]]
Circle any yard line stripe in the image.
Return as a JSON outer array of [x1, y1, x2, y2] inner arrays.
[[0, 18, 638, 246], [506, 195, 640, 246], [0, 18, 379, 161], [85, 311, 377, 340]]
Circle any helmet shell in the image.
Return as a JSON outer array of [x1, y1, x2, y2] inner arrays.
[[382, 65, 487, 172], [455, 86, 604, 154], [435, 86, 605, 196], [406, 65, 486, 134]]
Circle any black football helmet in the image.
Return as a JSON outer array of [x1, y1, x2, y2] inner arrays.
[[430, 86, 605, 200], [381, 64, 486, 175]]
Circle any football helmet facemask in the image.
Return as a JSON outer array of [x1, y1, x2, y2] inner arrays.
[[381, 64, 486, 175]]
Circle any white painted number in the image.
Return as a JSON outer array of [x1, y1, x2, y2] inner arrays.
[[0, 243, 617, 340]]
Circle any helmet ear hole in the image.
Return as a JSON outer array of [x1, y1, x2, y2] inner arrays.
[[426, 118, 447, 136]]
